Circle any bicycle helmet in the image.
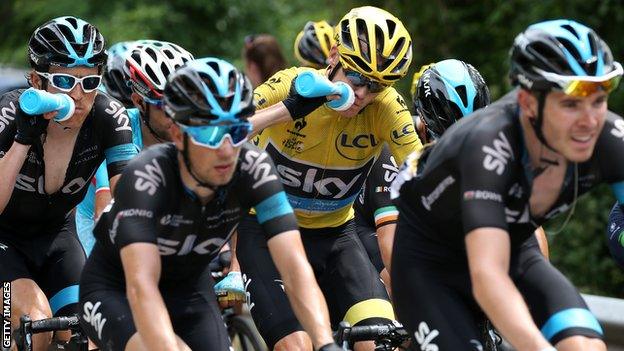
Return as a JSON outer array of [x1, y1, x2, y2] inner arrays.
[[102, 41, 135, 106], [336, 6, 412, 85], [164, 57, 255, 125], [510, 19, 619, 91], [294, 20, 335, 68], [125, 40, 194, 100], [414, 59, 490, 140], [28, 16, 107, 71]]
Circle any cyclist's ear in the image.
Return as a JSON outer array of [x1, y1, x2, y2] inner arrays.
[[30, 70, 43, 90], [130, 92, 145, 113], [518, 88, 538, 120], [170, 123, 184, 150]]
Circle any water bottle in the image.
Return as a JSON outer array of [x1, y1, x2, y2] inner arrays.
[[19, 88, 75, 122], [295, 71, 355, 111]]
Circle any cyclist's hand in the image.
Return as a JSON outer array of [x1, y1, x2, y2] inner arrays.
[[318, 342, 343, 351], [214, 271, 246, 308], [14, 105, 49, 145], [283, 75, 327, 120]]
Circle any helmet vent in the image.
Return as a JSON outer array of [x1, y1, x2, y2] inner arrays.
[[455, 85, 468, 107], [386, 19, 396, 37], [65, 17, 78, 30], [160, 62, 171, 78], [58, 25, 76, 44], [164, 50, 175, 60], [561, 24, 580, 40], [146, 47, 158, 62], [340, 21, 353, 50], [145, 64, 158, 85], [207, 61, 221, 75]]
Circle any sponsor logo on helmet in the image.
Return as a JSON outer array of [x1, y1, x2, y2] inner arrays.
[[414, 321, 439, 351], [516, 73, 534, 89], [421, 175, 455, 211], [482, 131, 513, 175], [422, 71, 432, 97]]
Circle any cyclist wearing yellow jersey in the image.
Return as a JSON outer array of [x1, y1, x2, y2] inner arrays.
[[241, 6, 421, 351]]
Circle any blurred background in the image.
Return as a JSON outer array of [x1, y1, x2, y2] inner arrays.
[[1, 0, 623, 297]]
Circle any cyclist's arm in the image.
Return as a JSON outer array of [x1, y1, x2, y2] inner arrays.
[[268, 230, 334, 348], [248, 102, 291, 138], [121, 243, 180, 351], [466, 227, 552, 351], [94, 162, 111, 219], [0, 92, 30, 214], [534, 227, 549, 259], [0, 143, 29, 214]]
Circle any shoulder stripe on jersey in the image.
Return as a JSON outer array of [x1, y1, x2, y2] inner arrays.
[[105, 143, 138, 164], [611, 181, 624, 205], [256, 191, 294, 224]]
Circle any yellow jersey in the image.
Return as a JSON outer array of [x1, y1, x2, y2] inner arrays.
[[253, 67, 422, 228]]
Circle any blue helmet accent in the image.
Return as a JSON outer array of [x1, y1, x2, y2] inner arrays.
[[164, 57, 255, 125], [103, 41, 136, 106], [414, 59, 490, 140], [28, 16, 107, 71], [510, 19, 616, 90]]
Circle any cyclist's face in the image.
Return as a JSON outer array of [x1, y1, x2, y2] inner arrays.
[[542, 90, 608, 162], [145, 102, 173, 142], [331, 67, 381, 117], [172, 125, 242, 186], [37, 65, 100, 126]]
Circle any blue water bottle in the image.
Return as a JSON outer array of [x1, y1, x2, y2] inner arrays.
[[19, 88, 75, 122], [295, 71, 355, 111]]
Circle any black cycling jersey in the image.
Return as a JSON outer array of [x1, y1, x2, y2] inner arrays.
[[607, 202, 624, 269], [393, 89, 624, 261], [83, 142, 298, 293], [0, 89, 137, 237], [354, 145, 399, 230]]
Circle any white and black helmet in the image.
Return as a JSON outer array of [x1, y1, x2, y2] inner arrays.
[[124, 40, 194, 100]]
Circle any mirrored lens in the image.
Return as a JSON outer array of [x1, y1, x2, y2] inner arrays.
[[344, 70, 386, 93], [52, 74, 76, 90], [564, 76, 622, 97], [82, 76, 102, 90], [182, 123, 251, 149]]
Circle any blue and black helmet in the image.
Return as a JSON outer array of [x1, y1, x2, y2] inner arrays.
[[164, 58, 255, 125], [414, 59, 490, 140], [510, 19, 616, 90], [28, 16, 107, 71], [103, 41, 135, 106]]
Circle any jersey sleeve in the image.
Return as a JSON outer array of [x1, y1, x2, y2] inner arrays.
[[598, 112, 624, 203], [606, 202, 624, 269], [459, 128, 517, 234], [238, 145, 298, 239], [375, 89, 423, 165], [253, 67, 312, 110], [367, 146, 399, 229], [94, 161, 110, 193], [97, 149, 171, 250], [94, 93, 139, 179], [0, 90, 21, 157]]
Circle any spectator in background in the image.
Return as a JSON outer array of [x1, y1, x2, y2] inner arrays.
[[242, 34, 287, 87]]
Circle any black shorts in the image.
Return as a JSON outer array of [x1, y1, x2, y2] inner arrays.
[[354, 215, 384, 273], [79, 286, 230, 351], [237, 214, 393, 349], [0, 213, 85, 316], [391, 215, 603, 350]]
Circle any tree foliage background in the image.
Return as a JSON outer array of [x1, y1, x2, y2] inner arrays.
[[1, 0, 623, 296]]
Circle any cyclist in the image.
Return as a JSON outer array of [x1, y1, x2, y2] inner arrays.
[[293, 20, 335, 69], [76, 40, 139, 255], [0, 16, 137, 351], [76, 40, 193, 256], [79, 57, 339, 351], [391, 19, 623, 350], [241, 6, 421, 351]]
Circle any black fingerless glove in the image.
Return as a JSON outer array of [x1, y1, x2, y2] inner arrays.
[[14, 105, 49, 145], [318, 343, 342, 351], [282, 76, 327, 120]]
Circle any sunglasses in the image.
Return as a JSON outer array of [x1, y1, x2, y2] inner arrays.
[[36, 71, 102, 93], [343, 69, 388, 93], [535, 61, 623, 97], [178, 122, 252, 149]]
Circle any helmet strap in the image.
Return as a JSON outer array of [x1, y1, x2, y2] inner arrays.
[[181, 135, 218, 191], [141, 101, 168, 143], [528, 90, 557, 153]]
